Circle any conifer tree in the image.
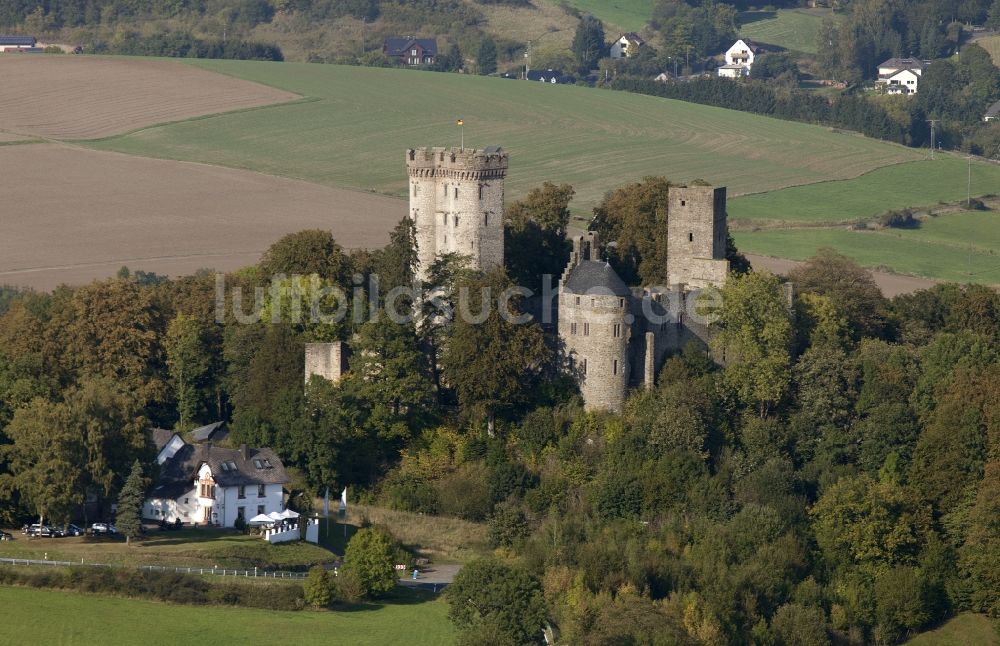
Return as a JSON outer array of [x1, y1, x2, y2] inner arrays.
[[116, 460, 145, 545]]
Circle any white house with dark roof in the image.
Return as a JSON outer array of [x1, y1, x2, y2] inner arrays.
[[145, 431, 289, 527], [0, 35, 36, 52], [718, 39, 760, 77], [876, 58, 929, 95], [610, 32, 645, 59]]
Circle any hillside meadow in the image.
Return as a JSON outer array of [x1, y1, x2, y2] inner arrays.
[[738, 9, 826, 54], [560, 0, 652, 32], [86, 59, 925, 212], [728, 156, 1000, 224], [734, 210, 1000, 285], [0, 585, 455, 645]]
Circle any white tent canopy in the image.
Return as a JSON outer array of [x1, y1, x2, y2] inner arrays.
[[247, 514, 273, 525], [278, 509, 300, 519], [267, 511, 285, 521]]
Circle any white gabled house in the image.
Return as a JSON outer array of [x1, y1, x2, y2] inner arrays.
[[718, 39, 760, 77], [610, 32, 645, 59], [876, 58, 928, 95], [145, 428, 290, 528]]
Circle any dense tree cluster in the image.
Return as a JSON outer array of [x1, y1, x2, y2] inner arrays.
[[1, 179, 998, 642]]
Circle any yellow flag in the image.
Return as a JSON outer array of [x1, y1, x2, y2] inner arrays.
[[456, 119, 464, 126]]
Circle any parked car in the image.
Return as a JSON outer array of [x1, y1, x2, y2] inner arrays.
[[64, 524, 84, 537], [90, 522, 117, 535], [0, 531, 13, 541], [26, 524, 54, 537]]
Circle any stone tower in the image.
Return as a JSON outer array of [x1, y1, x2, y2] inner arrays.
[[406, 146, 508, 282], [558, 234, 632, 413], [666, 185, 729, 288]]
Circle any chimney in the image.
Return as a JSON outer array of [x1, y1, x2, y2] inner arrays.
[[240, 443, 250, 461]]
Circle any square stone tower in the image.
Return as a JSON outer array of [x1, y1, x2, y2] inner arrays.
[[406, 146, 508, 282], [666, 185, 729, 288]]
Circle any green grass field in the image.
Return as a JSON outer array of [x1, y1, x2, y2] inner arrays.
[[907, 613, 1000, 645], [0, 528, 335, 569], [0, 584, 454, 645], [977, 35, 1000, 67], [560, 0, 652, 31], [728, 156, 1000, 224], [734, 210, 1000, 284], [84, 59, 924, 212], [739, 9, 827, 54]]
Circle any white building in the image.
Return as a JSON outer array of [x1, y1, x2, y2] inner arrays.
[[985, 100, 1000, 122], [718, 39, 760, 77], [876, 58, 928, 95], [144, 429, 290, 528], [0, 36, 36, 52], [610, 33, 645, 59]]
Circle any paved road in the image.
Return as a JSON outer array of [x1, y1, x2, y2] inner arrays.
[[397, 562, 461, 592]]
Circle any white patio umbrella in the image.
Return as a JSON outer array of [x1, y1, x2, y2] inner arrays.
[[278, 509, 300, 519], [267, 511, 285, 522], [247, 514, 273, 525]]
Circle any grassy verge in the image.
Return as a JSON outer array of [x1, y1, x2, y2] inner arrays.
[[0, 584, 454, 645], [0, 527, 335, 570]]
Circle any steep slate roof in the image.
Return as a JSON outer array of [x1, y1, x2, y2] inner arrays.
[[564, 260, 631, 297], [149, 428, 176, 453], [0, 36, 36, 46], [620, 32, 645, 45], [190, 421, 227, 442], [383, 37, 438, 57], [150, 441, 290, 500]]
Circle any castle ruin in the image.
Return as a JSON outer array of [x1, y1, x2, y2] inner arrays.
[[406, 146, 508, 282]]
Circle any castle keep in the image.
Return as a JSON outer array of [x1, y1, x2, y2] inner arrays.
[[406, 146, 509, 282]]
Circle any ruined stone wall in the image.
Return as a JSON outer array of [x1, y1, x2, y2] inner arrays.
[[305, 342, 347, 384], [405, 147, 507, 282], [666, 186, 730, 289]]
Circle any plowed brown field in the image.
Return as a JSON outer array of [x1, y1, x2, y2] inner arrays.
[[0, 144, 405, 290], [0, 56, 298, 139]]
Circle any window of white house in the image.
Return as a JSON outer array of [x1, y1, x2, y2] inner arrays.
[[184, 498, 189, 504], [411, 49, 417, 55], [238, 485, 246, 499], [258, 505, 265, 515], [237, 507, 245, 520], [258, 484, 266, 498]]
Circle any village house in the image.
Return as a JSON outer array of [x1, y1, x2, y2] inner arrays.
[[0, 35, 36, 52], [383, 37, 438, 66], [718, 39, 760, 77], [876, 57, 928, 95], [610, 32, 645, 59], [144, 427, 289, 528]]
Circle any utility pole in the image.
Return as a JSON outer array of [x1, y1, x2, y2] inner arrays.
[[525, 40, 531, 79], [927, 119, 937, 159], [967, 154, 973, 208]]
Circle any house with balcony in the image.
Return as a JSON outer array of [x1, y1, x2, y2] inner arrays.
[[144, 429, 289, 527], [875, 58, 928, 95], [718, 39, 761, 77]]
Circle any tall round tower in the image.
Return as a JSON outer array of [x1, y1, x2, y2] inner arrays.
[[558, 238, 632, 412], [405, 146, 508, 283]]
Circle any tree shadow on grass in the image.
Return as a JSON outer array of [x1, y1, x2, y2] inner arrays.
[[332, 587, 440, 613], [738, 10, 777, 24]]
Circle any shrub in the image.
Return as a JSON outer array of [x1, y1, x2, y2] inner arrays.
[[341, 527, 400, 599], [304, 566, 333, 607], [879, 208, 919, 229]]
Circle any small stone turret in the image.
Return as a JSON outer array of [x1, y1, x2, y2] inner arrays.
[[406, 146, 508, 282], [558, 234, 632, 412]]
